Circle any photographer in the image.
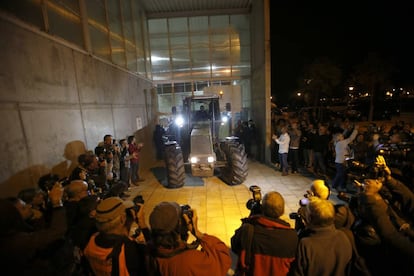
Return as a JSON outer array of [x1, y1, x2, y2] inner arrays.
[[350, 156, 414, 275], [0, 182, 69, 275], [292, 180, 355, 237], [148, 201, 231, 276], [83, 196, 150, 275], [231, 191, 298, 275]]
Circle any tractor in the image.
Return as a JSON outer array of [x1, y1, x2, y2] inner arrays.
[[163, 94, 248, 188]]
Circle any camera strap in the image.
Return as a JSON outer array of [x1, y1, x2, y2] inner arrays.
[[241, 223, 255, 269]]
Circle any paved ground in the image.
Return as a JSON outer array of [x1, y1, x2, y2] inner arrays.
[[125, 159, 344, 247]]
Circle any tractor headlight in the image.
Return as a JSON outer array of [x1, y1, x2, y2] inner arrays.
[[190, 157, 199, 163], [175, 115, 184, 128], [207, 156, 215, 163]]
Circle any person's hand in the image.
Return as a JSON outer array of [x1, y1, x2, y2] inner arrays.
[[272, 134, 277, 140], [375, 155, 391, 176], [183, 208, 203, 239], [137, 143, 144, 149], [49, 182, 64, 207]]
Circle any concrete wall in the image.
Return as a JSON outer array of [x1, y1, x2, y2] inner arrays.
[[0, 17, 156, 197], [250, 0, 271, 163]]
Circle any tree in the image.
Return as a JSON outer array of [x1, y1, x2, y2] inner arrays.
[[351, 53, 394, 121], [301, 57, 342, 107]]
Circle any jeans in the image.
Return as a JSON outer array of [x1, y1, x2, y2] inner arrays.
[[130, 162, 139, 183], [332, 162, 346, 189], [289, 148, 299, 172], [279, 153, 288, 173], [313, 151, 327, 175]]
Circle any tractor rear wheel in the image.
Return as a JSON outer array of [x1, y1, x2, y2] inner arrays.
[[164, 143, 185, 188]]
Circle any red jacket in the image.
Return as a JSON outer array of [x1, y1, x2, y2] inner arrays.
[[154, 234, 231, 276], [231, 215, 298, 276]]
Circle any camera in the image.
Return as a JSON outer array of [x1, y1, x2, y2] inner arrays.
[[179, 204, 195, 241], [246, 185, 262, 215]]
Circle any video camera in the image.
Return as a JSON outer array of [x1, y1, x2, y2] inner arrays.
[[246, 185, 262, 215]]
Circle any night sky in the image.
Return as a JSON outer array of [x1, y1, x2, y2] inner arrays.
[[270, 1, 413, 104]]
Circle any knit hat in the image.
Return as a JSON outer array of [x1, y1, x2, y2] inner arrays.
[[149, 201, 181, 232], [95, 197, 134, 223], [311, 179, 330, 200]]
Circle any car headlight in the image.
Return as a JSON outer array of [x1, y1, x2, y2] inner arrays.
[[221, 116, 228, 123], [207, 156, 215, 163], [190, 157, 198, 163]]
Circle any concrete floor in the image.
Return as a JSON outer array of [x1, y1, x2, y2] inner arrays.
[[126, 159, 342, 247]]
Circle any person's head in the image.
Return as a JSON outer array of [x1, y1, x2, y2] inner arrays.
[[305, 197, 335, 227], [17, 188, 46, 209], [262, 191, 285, 219], [363, 178, 383, 195], [127, 135, 135, 144], [66, 180, 89, 201], [310, 179, 330, 200], [318, 125, 327, 135], [280, 126, 287, 133], [200, 105, 205, 111], [69, 166, 88, 181], [95, 197, 134, 234], [356, 134, 365, 142], [103, 134, 113, 145], [150, 201, 184, 249], [7, 197, 34, 221], [119, 139, 127, 148], [334, 132, 344, 142]]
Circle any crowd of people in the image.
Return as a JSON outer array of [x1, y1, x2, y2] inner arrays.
[[1, 113, 414, 275], [1, 146, 413, 275], [271, 109, 414, 191]]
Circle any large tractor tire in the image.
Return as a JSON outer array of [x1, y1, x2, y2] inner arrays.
[[220, 142, 248, 185], [164, 142, 185, 188]]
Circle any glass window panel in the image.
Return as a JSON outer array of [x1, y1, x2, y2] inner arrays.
[[189, 16, 208, 32], [209, 15, 228, 30], [190, 34, 209, 48], [0, 0, 44, 29], [240, 46, 251, 62], [212, 62, 231, 78], [110, 38, 125, 66], [174, 83, 185, 93], [169, 17, 187, 33], [86, 0, 106, 24], [211, 33, 230, 48], [211, 47, 231, 61], [89, 23, 110, 60], [170, 35, 188, 49], [150, 49, 170, 65], [131, 2, 146, 76], [171, 48, 190, 61], [185, 83, 193, 92], [47, 1, 83, 47], [230, 32, 241, 46], [191, 48, 210, 63], [149, 37, 169, 50], [126, 45, 137, 72], [148, 18, 167, 34]]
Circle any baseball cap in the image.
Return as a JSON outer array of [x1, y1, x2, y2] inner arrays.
[[95, 197, 134, 223], [149, 201, 181, 232]]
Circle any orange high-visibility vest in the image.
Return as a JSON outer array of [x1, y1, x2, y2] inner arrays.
[[84, 233, 130, 276]]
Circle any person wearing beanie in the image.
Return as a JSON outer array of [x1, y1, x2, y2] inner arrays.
[[84, 196, 150, 275], [231, 191, 298, 276], [148, 201, 231, 276]]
